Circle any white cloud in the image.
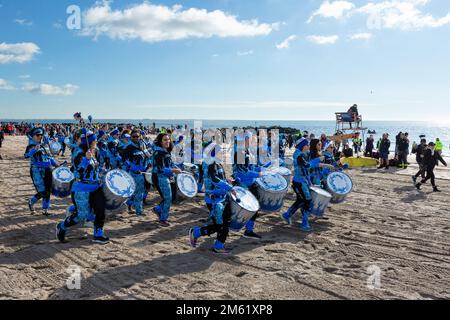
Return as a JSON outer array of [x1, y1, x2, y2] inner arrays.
[[349, 32, 373, 40], [0, 79, 16, 91], [307, 1, 355, 23], [22, 83, 79, 96], [356, 0, 450, 30], [276, 35, 297, 49], [81, 1, 279, 43], [0, 42, 40, 64], [307, 35, 339, 45], [18, 75, 31, 79], [14, 18, 33, 26], [237, 50, 254, 56], [308, 0, 450, 31]]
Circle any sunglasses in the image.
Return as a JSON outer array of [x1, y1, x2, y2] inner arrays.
[[132, 135, 140, 139], [35, 133, 43, 137]]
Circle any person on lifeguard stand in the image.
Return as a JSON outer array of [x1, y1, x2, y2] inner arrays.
[[341, 104, 359, 129]]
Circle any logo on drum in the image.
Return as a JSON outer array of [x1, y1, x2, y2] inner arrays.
[[366, 265, 381, 290], [66, 265, 82, 290]]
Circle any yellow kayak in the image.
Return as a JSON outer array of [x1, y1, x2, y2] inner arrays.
[[340, 156, 379, 167]]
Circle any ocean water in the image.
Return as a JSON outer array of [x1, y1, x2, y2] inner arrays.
[[3, 119, 450, 156]]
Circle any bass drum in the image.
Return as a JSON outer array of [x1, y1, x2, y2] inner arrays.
[[49, 141, 62, 155], [255, 173, 288, 212], [51, 167, 74, 198], [326, 171, 353, 204], [176, 173, 198, 201], [229, 187, 260, 231], [309, 186, 332, 217], [103, 169, 136, 211]]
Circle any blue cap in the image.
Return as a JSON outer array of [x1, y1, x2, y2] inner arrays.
[[296, 138, 310, 151], [80, 130, 97, 145], [98, 130, 106, 138], [110, 129, 119, 136]]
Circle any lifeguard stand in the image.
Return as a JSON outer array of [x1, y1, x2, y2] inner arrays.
[[335, 112, 366, 133], [334, 111, 367, 155]]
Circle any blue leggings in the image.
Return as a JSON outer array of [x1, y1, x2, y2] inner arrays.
[[152, 174, 173, 221], [30, 167, 52, 209], [129, 173, 145, 214]]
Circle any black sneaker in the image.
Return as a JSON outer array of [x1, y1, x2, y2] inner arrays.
[[433, 187, 441, 193], [243, 231, 262, 240], [127, 205, 135, 215], [412, 176, 417, 185], [28, 199, 35, 213], [416, 183, 422, 190], [56, 223, 67, 243], [42, 209, 50, 216], [93, 235, 110, 245]]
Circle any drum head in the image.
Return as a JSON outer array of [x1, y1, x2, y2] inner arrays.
[[231, 187, 260, 212], [177, 173, 197, 198], [256, 173, 288, 193], [268, 166, 291, 176], [50, 141, 61, 154], [53, 167, 74, 182], [310, 186, 332, 198], [105, 170, 136, 197], [327, 172, 353, 195]]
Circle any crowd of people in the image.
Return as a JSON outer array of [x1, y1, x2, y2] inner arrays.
[[1, 120, 447, 255], [21, 122, 355, 255]]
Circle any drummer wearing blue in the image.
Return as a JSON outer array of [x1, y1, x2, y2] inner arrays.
[[281, 138, 334, 232], [151, 133, 182, 226], [56, 130, 66, 157], [97, 130, 108, 173], [56, 129, 109, 244], [25, 127, 60, 216], [189, 144, 235, 255], [122, 129, 147, 216], [232, 132, 264, 240], [66, 130, 83, 217], [106, 129, 122, 170]]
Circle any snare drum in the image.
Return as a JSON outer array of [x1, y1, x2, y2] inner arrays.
[[229, 187, 260, 231], [49, 141, 62, 155], [51, 167, 74, 198], [103, 169, 136, 210], [176, 173, 198, 200], [255, 173, 288, 212], [309, 186, 332, 217], [326, 172, 353, 204], [267, 166, 292, 186]]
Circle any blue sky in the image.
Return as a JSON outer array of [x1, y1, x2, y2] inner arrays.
[[0, 0, 450, 122]]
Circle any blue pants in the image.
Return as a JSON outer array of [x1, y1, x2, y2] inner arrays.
[[30, 167, 52, 209], [71, 189, 106, 229], [130, 173, 145, 214], [152, 174, 172, 221]]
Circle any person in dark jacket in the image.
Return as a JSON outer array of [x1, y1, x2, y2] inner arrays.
[[415, 142, 447, 192], [396, 133, 410, 169], [378, 133, 391, 170], [412, 138, 427, 182], [365, 135, 375, 157]]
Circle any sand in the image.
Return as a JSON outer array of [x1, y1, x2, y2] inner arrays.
[[0, 135, 449, 300]]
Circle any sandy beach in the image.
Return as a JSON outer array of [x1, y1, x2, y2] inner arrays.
[[0, 135, 449, 300]]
